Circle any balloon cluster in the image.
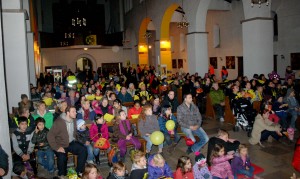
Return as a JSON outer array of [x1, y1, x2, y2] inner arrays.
[[268, 71, 280, 80]]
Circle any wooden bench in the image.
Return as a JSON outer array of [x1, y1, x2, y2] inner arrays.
[[123, 102, 134, 108], [205, 94, 216, 120], [224, 96, 235, 125]]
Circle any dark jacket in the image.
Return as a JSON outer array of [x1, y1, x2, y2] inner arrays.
[[158, 115, 177, 134], [177, 102, 202, 129], [162, 96, 179, 113], [77, 130, 91, 144], [207, 137, 240, 166], [130, 164, 147, 179], [31, 128, 50, 150], [117, 92, 133, 103], [0, 145, 9, 178], [11, 128, 34, 156], [9, 115, 35, 133]]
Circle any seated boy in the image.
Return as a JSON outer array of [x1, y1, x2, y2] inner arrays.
[[130, 151, 148, 179], [11, 117, 37, 175], [207, 129, 240, 166]]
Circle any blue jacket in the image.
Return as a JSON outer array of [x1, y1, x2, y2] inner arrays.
[[147, 154, 173, 179], [158, 114, 177, 134], [77, 108, 97, 123], [117, 92, 133, 103]]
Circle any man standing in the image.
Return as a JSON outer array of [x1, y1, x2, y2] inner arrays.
[[177, 93, 209, 154], [162, 90, 179, 113], [47, 106, 87, 177]]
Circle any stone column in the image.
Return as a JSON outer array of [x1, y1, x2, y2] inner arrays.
[[242, 0, 273, 77], [186, 32, 209, 76], [154, 40, 161, 73]]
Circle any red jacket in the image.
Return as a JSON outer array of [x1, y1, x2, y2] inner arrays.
[[174, 168, 194, 179], [128, 107, 142, 119], [89, 123, 109, 142], [292, 137, 300, 172]]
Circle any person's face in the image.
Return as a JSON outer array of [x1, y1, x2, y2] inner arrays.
[[22, 97, 28, 103], [111, 94, 116, 100], [121, 87, 127, 94], [120, 111, 127, 120], [22, 110, 30, 118], [88, 168, 98, 179], [156, 158, 165, 168], [213, 83, 219, 90], [263, 112, 270, 119], [246, 83, 251, 89], [37, 122, 45, 131], [102, 100, 108, 107], [277, 97, 283, 103], [290, 91, 295, 97], [233, 86, 239, 93], [219, 134, 229, 142], [288, 79, 293, 85], [134, 103, 140, 110], [80, 124, 86, 130], [145, 108, 153, 116], [68, 108, 77, 119], [83, 102, 90, 110], [168, 91, 175, 100], [218, 148, 225, 156], [165, 108, 172, 116], [137, 156, 147, 167], [75, 93, 80, 98], [240, 148, 248, 157], [185, 94, 193, 104], [269, 82, 274, 88], [38, 104, 46, 111], [96, 117, 104, 124], [153, 98, 160, 106], [184, 159, 192, 171], [19, 121, 28, 132], [61, 102, 67, 112], [257, 86, 263, 92], [141, 85, 146, 91], [115, 168, 125, 177], [113, 102, 120, 109]]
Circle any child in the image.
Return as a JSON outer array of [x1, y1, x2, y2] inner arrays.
[[148, 154, 173, 179], [138, 104, 163, 156], [107, 162, 129, 179], [174, 156, 194, 179], [12, 162, 33, 179], [11, 117, 37, 175], [92, 100, 102, 115], [207, 129, 240, 166], [210, 144, 234, 179], [128, 100, 142, 119], [77, 119, 94, 164], [231, 144, 261, 179], [89, 114, 109, 165], [82, 163, 103, 179], [193, 152, 212, 179], [158, 105, 180, 153], [113, 110, 141, 162], [31, 117, 54, 175], [130, 151, 148, 179]]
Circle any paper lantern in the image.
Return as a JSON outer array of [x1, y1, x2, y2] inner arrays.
[[86, 94, 95, 101], [150, 131, 164, 145], [43, 98, 53, 106]]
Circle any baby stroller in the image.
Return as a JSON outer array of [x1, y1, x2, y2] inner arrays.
[[232, 98, 256, 137]]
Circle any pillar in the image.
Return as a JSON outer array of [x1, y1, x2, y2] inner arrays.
[[186, 32, 209, 76], [242, 0, 273, 77], [0, 2, 13, 178], [2, 0, 31, 112], [154, 40, 161, 72]]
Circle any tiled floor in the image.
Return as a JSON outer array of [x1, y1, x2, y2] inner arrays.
[[38, 118, 299, 179]]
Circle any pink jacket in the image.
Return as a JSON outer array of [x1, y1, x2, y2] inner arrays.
[[211, 155, 234, 179], [89, 123, 109, 142]]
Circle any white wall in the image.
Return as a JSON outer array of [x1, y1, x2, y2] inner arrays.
[[206, 1, 244, 80], [41, 47, 133, 72]]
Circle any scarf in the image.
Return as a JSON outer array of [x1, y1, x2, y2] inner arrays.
[[83, 109, 90, 120], [119, 120, 131, 135]]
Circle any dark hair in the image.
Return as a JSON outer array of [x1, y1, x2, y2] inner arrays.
[[13, 162, 25, 175], [133, 100, 141, 105], [113, 99, 122, 105], [94, 114, 103, 122], [112, 161, 126, 173], [183, 93, 192, 100], [18, 116, 28, 124], [65, 106, 75, 113], [176, 156, 192, 174], [21, 94, 28, 100], [35, 117, 45, 126], [210, 143, 225, 164]]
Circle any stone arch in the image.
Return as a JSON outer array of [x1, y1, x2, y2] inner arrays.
[[73, 53, 97, 71]]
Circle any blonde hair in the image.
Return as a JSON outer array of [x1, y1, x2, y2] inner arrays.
[[82, 163, 100, 179], [139, 104, 152, 122], [152, 154, 165, 166], [81, 99, 90, 105], [238, 144, 248, 153], [216, 129, 229, 138], [133, 151, 146, 164]]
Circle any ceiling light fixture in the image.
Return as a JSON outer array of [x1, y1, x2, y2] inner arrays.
[[251, 0, 269, 8]]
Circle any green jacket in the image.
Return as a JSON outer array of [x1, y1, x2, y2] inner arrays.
[[209, 89, 225, 105], [32, 110, 54, 129]]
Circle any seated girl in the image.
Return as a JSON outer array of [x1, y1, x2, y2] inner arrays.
[[174, 156, 194, 179], [148, 154, 173, 179]]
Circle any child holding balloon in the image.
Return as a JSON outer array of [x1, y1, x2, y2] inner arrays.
[[158, 105, 181, 153], [113, 110, 141, 162], [138, 104, 163, 157]]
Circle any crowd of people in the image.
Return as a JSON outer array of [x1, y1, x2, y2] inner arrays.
[[4, 64, 300, 179]]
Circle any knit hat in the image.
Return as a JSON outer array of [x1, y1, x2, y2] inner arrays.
[[195, 152, 206, 165], [77, 119, 85, 131]]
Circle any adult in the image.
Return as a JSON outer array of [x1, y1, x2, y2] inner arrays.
[[77, 99, 97, 124], [0, 145, 8, 179], [47, 106, 87, 177], [162, 90, 179, 113], [177, 93, 209, 154], [284, 88, 300, 130], [209, 83, 225, 121], [117, 86, 133, 103], [65, 90, 79, 106], [249, 109, 281, 147], [18, 94, 34, 112], [99, 97, 114, 115], [53, 101, 68, 121], [221, 66, 228, 81], [32, 101, 54, 129]]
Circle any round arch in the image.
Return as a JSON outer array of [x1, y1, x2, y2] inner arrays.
[[73, 53, 97, 72]]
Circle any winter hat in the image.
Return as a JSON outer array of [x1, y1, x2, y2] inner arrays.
[[195, 152, 206, 165], [77, 119, 85, 131]]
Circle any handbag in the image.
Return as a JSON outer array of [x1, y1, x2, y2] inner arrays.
[[92, 133, 110, 150]]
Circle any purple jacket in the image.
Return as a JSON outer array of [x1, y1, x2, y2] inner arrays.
[[211, 155, 234, 179], [231, 153, 251, 174], [147, 155, 173, 179]]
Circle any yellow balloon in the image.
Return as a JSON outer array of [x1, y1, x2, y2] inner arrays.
[[86, 94, 95, 101], [150, 131, 164, 145], [166, 120, 175, 131]]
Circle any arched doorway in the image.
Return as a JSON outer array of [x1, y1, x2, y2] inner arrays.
[[76, 57, 93, 72]]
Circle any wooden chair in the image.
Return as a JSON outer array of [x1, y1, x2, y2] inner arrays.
[[224, 96, 235, 125], [177, 88, 183, 104], [205, 94, 216, 120], [252, 101, 261, 114]]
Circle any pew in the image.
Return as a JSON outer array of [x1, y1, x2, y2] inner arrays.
[[205, 94, 216, 120]]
